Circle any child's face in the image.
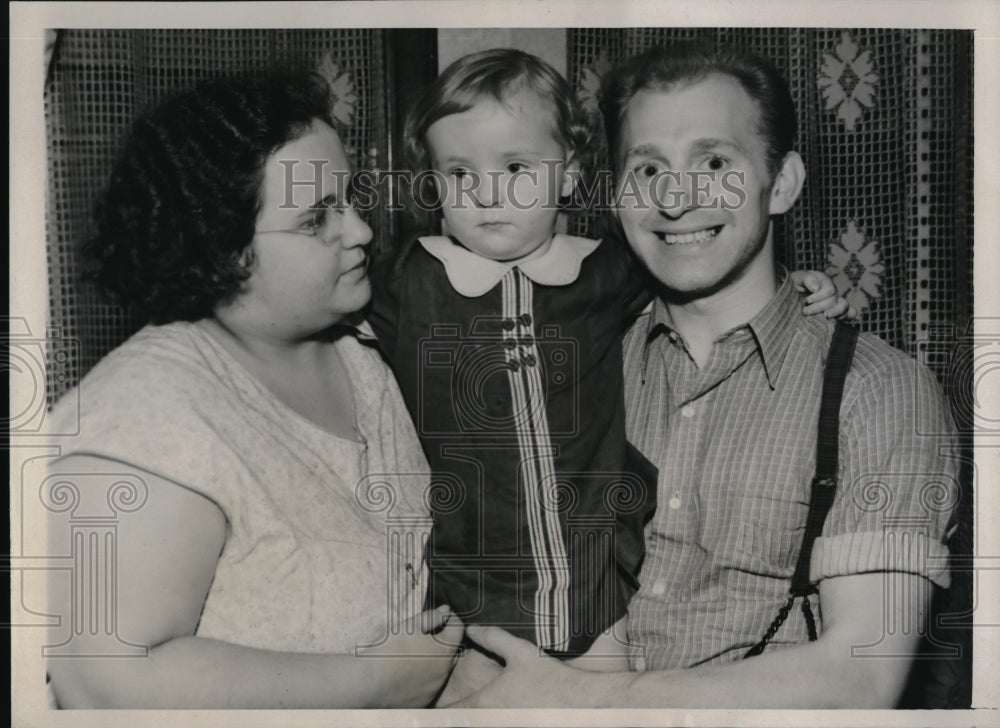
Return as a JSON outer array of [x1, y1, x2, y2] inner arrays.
[[425, 94, 576, 262]]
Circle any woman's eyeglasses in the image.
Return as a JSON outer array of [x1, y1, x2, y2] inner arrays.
[[255, 195, 361, 239]]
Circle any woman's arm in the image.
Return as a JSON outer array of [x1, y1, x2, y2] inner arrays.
[[45, 455, 460, 709]]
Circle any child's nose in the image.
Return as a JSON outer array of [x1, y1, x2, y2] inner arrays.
[[475, 172, 504, 207]]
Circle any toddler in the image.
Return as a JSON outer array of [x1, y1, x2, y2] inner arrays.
[[368, 48, 845, 699]]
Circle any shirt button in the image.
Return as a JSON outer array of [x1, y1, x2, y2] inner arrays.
[[508, 359, 521, 372], [519, 334, 534, 346], [519, 313, 532, 326], [502, 318, 516, 331], [668, 494, 681, 510], [651, 581, 666, 595], [503, 339, 517, 349], [681, 404, 696, 418], [522, 354, 537, 367]]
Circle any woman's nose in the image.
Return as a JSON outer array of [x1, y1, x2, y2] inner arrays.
[[342, 206, 372, 248]]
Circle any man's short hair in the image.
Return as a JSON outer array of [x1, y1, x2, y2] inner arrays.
[[600, 42, 797, 178]]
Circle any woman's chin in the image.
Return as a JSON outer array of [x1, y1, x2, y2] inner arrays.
[[333, 280, 373, 318]]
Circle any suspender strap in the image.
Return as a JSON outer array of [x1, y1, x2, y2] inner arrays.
[[790, 321, 859, 596], [744, 321, 859, 658]]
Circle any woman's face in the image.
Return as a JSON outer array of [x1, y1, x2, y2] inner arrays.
[[229, 120, 372, 339]]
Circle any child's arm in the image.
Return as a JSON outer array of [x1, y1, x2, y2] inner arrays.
[[588, 213, 655, 327], [790, 270, 858, 319], [565, 444, 656, 674]]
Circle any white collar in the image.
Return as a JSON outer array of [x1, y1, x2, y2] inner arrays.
[[418, 234, 602, 298]]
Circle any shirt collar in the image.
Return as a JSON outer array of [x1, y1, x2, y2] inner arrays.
[[418, 234, 602, 297], [746, 271, 803, 388], [642, 268, 801, 389]]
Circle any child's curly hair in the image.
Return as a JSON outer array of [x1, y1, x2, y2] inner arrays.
[[86, 71, 335, 324]]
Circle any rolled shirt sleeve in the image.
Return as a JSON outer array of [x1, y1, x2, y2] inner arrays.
[[812, 344, 960, 588]]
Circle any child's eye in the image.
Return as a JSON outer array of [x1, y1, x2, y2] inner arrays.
[[449, 168, 469, 179], [506, 162, 527, 174]]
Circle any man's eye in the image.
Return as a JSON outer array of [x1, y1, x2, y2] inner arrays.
[[507, 162, 527, 174], [450, 168, 469, 178], [706, 155, 728, 171], [636, 162, 661, 178]]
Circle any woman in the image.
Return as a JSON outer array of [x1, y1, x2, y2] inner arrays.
[[44, 72, 462, 709]]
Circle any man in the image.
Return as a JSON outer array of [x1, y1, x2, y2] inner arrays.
[[451, 42, 959, 708]]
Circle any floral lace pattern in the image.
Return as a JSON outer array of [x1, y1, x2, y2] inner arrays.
[[576, 48, 612, 119], [818, 31, 879, 132], [317, 53, 358, 129], [826, 220, 885, 314]]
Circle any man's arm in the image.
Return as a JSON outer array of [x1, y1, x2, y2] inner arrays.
[[452, 569, 929, 708]]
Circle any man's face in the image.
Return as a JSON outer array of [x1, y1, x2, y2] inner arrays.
[[615, 73, 785, 299]]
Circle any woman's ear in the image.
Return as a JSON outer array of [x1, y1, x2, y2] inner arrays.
[[238, 245, 257, 271], [768, 151, 806, 215]]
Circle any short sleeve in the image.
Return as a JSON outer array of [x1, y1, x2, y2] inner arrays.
[[812, 348, 960, 588]]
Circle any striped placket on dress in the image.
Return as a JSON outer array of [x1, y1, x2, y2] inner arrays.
[[500, 266, 570, 652]]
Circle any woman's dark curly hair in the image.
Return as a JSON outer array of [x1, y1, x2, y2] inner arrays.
[[86, 71, 335, 324]]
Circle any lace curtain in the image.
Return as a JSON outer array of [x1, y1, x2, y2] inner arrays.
[[568, 27, 974, 708], [44, 29, 388, 405]]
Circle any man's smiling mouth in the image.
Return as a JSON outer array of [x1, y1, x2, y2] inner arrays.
[[653, 225, 723, 245]]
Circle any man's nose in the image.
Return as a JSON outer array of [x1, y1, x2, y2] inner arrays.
[[654, 170, 694, 218]]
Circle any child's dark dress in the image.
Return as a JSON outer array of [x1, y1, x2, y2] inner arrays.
[[369, 232, 656, 657]]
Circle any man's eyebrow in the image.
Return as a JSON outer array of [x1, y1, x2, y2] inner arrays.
[[623, 139, 747, 159], [692, 138, 744, 155]]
